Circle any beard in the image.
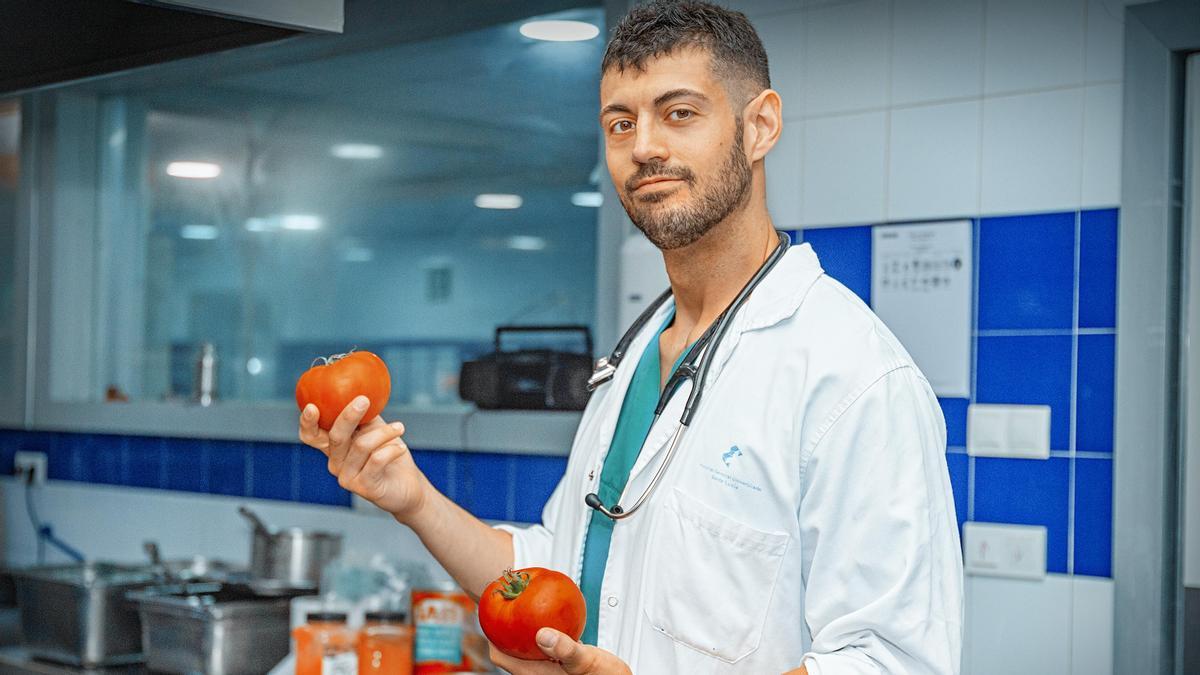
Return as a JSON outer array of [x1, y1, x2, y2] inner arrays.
[[618, 120, 753, 251]]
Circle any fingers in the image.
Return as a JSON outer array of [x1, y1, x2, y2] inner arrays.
[[298, 404, 329, 452], [338, 422, 406, 484], [537, 628, 618, 675], [326, 396, 372, 468]]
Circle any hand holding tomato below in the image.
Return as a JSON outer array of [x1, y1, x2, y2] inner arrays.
[[486, 628, 632, 675]]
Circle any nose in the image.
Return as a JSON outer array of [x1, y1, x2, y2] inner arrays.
[[631, 116, 669, 166]]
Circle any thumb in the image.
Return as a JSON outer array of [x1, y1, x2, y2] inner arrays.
[[536, 628, 593, 673]]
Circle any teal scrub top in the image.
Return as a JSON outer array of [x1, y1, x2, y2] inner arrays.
[[579, 313, 689, 646]]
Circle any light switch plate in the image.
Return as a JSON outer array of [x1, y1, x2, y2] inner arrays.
[[963, 522, 1047, 580], [967, 403, 1052, 459]]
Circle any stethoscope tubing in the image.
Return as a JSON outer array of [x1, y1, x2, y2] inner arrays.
[[584, 230, 791, 520]]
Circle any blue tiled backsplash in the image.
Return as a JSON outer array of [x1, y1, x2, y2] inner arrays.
[[0, 208, 1117, 577], [801, 208, 1117, 578]]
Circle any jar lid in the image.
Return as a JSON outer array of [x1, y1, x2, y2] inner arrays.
[[306, 611, 348, 623], [364, 610, 408, 623]]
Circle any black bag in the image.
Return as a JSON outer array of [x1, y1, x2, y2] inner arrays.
[[459, 325, 594, 411]]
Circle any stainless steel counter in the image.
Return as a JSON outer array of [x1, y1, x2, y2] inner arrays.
[[0, 648, 146, 675]]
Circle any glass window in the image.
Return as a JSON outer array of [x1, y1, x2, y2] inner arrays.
[[43, 6, 604, 409]]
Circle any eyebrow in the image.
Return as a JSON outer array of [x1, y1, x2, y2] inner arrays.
[[598, 88, 711, 120]]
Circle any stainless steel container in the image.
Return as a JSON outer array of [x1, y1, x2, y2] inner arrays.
[[11, 562, 158, 668], [238, 507, 342, 590], [129, 581, 315, 675]]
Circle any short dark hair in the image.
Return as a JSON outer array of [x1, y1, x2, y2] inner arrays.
[[602, 1, 771, 105]]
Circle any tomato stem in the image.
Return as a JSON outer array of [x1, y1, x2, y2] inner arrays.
[[494, 568, 531, 600], [311, 347, 360, 368]]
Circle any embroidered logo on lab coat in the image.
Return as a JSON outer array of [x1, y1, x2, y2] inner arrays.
[[700, 445, 762, 492]]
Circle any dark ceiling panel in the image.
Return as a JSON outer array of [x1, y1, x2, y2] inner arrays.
[[0, 0, 296, 95]]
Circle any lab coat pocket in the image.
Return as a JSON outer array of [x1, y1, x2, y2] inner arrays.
[[644, 488, 790, 663]]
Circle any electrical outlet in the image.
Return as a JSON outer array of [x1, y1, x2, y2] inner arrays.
[[963, 522, 1047, 580], [14, 451, 47, 485]]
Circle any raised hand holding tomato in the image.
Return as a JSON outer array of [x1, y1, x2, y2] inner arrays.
[[295, 350, 391, 431], [479, 568, 586, 661]]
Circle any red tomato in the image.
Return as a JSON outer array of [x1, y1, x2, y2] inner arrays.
[[478, 568, 586, 661], [295, 350, 391, 431]]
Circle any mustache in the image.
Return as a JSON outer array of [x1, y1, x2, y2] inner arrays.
[[624, 162, 695, 193]]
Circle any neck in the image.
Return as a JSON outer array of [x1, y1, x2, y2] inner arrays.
[[660, 197, 777, 340]]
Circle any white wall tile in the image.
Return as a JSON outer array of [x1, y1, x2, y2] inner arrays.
[[767, 120, 804, 227], [890, 0, 984, 105], [1071, 576, 1115, 675], [984, 0, 1087, 95], [802, 0, 890, 116], [1086, 0, 1124, 82], [801, 111, 886, 225], [1082, 83, 1122, 208], [981, 88, 1084, 215], [754, 9, 804, 119], [888, 99, 981, 220], [966, 574, 1073, 675]]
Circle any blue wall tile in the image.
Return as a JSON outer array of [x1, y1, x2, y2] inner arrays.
[[249, 443, 294, 501], [939, 397, 969, 448], [0, 430, 20, 476], [456, 452, 514, 521], [1077, 333, 1115, 453], [976, 335, 1073, 450], [801, 225, 872, 304], [978, 212, 1075, 329], [125, 436, 167, 489], [208, 440, 247, 497], [973, 456, 1070, 574], [513, 455, 569, 524], [410, 450, 455, 501], [945, 452, 968, 533], [164, 438, 209, 493], [1074, 457, 1113, 577], [294, 445, 350, 507], [80, 434, 125, 486], [1079, 209, 1118, 329]]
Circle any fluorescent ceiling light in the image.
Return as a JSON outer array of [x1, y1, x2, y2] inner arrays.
[[341, 246, 374, 262], [180, 224, 218, 240], [520, 20, 600, 42], [331, 143, 383, 159], [475, 193, 523, 210], [571, 191, 603, 207], [166, 161, 221, 179], [280, 214, 323, 231], [507, 235, 546, 251], [244, 217, 272, 232]]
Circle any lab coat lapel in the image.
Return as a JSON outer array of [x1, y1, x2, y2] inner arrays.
[[623, 245, 825, 488]]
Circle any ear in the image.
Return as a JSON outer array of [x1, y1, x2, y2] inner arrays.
[[742, 88, 783, 163]]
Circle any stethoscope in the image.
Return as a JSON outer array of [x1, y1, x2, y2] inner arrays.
[[583, 230, 791, 520]]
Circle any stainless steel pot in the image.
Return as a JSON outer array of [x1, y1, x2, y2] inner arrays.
[[129, 581, 315, 675], [238, 506, 342, 590], [11, 562, 158, 668]]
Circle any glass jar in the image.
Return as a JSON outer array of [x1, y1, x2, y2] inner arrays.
[[294, 611, 358, 675], [358, 610, 414, 674]]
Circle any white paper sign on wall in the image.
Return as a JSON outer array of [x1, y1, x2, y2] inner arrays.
[[871, 220, 973, 398]]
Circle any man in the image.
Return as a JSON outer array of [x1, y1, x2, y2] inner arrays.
[[300, 2, 963, 673]]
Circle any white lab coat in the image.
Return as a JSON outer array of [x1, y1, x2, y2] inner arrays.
[[496, 243, 963, 674]]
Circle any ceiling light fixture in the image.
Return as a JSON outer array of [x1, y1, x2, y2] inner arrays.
[[180, 224, 218, 240], [280, 214, 323, 231], [520, 20, 600, 42], [571, 191, 603, 207], [475, 194, 523, 209], [507, 235, 547, 251], [166, 161, 221, 179], [331, 143, 384, 159]]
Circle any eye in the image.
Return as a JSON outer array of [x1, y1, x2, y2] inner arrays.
[[609, 119, 634, 134], [669, 109, 694, 121]]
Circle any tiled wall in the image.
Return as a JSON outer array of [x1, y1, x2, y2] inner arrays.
[[800, 208, 1117, 578], [0, 429, 567, 524]]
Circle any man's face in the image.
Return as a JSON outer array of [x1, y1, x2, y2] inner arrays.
[[599, 48, 753, 250]]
